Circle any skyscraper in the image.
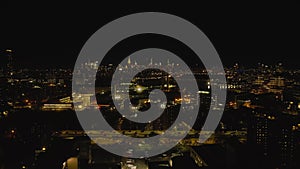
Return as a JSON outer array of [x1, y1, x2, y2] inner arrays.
[[6, 49, 13, 71], [247, 107, 300, 168], [1, 49, 14, 77]]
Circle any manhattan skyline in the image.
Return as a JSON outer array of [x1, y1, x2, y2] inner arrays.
[[0, 2, 299, 69]]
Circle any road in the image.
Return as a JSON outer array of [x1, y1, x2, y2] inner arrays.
[[121, 158, 148, 169]]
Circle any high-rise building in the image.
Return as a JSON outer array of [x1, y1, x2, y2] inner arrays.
[[276, 114, 300, 168], [6, 49, 13, 72], [247, 107, 300, 168], [1, 49, 14, 77], [0, 49, 14, 118], [247, 108, 276, 155]]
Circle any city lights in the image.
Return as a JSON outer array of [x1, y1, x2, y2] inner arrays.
[[135, 85, 144, 93], [0, 3, 298, 169]]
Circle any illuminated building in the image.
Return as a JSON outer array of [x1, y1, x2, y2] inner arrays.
[[0, 49, 14, 118], [268, 77, 285, 88], [284, 84, 300, 108], [41, 103, 73, 111], [73, 93, 95, 111], [0, 49, 14, 77], [253, 76, 265, 85], [247, 107, 300, 168], [276, 114, 300, 168], [127, 56, 131, 65], [247, 109, 275, 156], [6, 49, 13, 74]]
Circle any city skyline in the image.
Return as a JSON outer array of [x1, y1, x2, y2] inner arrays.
[[1, 2, 300, 169], [0, 2, 299, 68], [1, 53, 300, 168]]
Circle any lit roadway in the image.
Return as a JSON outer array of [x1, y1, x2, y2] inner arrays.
[[53, 130, 214, 168], [53, 130, 205, 143], [52, 129, 247, 146], [121, 158, 148, 169]]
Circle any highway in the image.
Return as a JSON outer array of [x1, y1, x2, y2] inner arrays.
[[52, 129, 247, 146], [121, 158, 148, 169]]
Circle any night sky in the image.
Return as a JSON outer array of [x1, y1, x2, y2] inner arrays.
[[0, 2, 299, 69]]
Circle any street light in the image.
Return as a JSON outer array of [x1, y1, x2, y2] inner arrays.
[[136, 85, 143, 93]]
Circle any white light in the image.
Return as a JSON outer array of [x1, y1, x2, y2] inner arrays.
[[160, 104, 166, 109], [136, 86, 143, 93], [114, 95, 121, 100]]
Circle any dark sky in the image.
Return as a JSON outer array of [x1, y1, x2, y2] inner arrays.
[[0, 2, 299, 69]]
